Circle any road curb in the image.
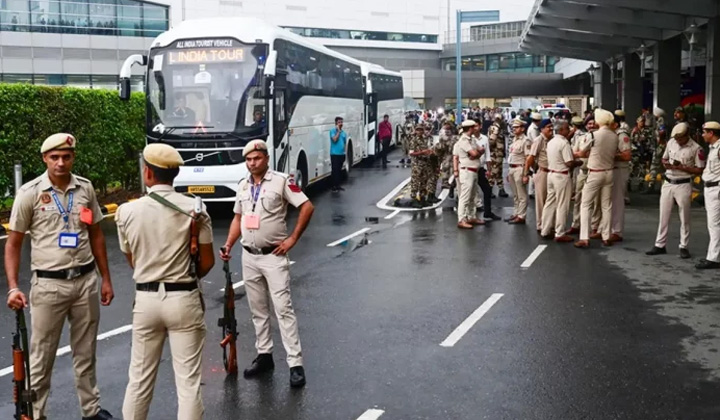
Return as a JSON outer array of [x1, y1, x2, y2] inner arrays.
[[0, 223, 7, 235]]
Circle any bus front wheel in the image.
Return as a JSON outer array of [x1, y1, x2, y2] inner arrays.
[[295, 154, 309, 192]]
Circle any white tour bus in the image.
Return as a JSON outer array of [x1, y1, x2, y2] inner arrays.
[[361, 63, 404, 158], [119, 17, 402, 201]]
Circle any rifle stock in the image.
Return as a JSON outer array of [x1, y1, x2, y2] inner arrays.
[[217, 247, 238, 375], [13, 309, 35, 420]]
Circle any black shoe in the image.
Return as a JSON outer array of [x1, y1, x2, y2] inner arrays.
[[646, 246, 667, 256], [429, 196, 441, 204], [449, 189, 455, 199], [338, 186, 345, 191], [243, 354, 275, 378], [696, 259, 720, 269], [679, 248, 691, 259], [82, 408, 114, 420], [484, 213, 502, 221], [529, 194, 535, 199], [476, 206, 484, 213], [399, 158, 405, 164], [409, 199, 423, 209], [491, 193, 497, 199], [290, 366, 306, 388], [498, 189, 509, 198]]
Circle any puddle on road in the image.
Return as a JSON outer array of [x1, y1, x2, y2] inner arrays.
[[335, 232, 371, 255]]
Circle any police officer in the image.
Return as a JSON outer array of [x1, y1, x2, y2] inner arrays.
[[568, 117, 601, 236], [697, 122, 720, 269], [527, 112, 542, 199], [646, 123, 705, 259], [400, 115, 415, 165], [221, 139, 314, 388], [5, 133, 116, 420], [506, 119, 532, 224], [488, 113, 508, 198], [455, 120, 484, 229], [610, 110, 632, 242], [525, 119, 553, 232], [574, 109, 619, 248], [541, 120, 577, 242], [117, 144, 214, 420]]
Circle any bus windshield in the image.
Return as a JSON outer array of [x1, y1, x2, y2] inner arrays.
[[147, 39, 269, 138]]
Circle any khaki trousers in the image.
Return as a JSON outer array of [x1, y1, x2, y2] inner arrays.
[[580, 171, 614, 241], [457, 169, 479, 222], [705, 186, 720, 262], [508, 166, 528, 219], [534, 169, 548, 230], [654, 182, 692, 249], [611, 167, 630, 236], [541, 172, 572, 237], [29, 269, 101, 419], [572, 171, 601, 230], [243, 251, 303, 367], [122, 287, 206, 420]]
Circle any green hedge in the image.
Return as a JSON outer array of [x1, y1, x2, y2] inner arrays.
[[0, 84, 145, 196]]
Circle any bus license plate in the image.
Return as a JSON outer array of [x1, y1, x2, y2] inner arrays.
[[188, 186, 215, 194]]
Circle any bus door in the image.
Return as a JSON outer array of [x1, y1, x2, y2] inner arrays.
[[272, 75, 290, 173], [366, 92, 378, 156]]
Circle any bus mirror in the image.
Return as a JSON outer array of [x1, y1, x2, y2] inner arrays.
[[264, 51, 277, 77], [119, 78, 131, 101]]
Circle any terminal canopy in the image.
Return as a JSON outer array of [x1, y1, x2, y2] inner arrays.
[[519, 0, 719, 61]]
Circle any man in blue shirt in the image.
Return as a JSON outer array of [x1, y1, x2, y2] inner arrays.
[[329, 116, 347, 192]]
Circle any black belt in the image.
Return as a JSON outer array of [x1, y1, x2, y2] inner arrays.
[[706, 181, 720, 188], [136, 281, 198, 292], [36, 261, 95, 280], [664, 176, 691, 185], [243, 245, 276, 255]]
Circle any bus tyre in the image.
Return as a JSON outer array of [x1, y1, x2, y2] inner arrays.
[[345, 142, 353, 178], [295, 154, 309, 192]]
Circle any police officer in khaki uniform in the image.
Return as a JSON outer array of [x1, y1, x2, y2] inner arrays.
[[574, 109, 619, 248], [525, 119, 553, 232], [540, 120, 578, 242], [697, 122, 720, 269], [610, 110, 633, 242], [220, 139, 314, 388], [455, 120, 485, 229], [506, 119, 532, 224], [646, 123, 705, 259], [5, 133, 116, 420], [117, 144, 214, 420], [527, 112, 542, 198], [569, 117, 601, 235]]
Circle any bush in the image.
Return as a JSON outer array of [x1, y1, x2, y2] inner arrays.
[[0, 84, 145, 196]]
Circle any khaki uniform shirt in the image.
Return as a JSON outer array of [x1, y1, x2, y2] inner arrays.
[[615, 126, 632, 169], [546, 135, 574, 172], [527, 123, 540, 142], [663, 139, 705, 180], [233, 170, 309, 250], [573, 132, 592, 170], [530, 134, 550, 169], [703, 142, 720, 183], [571, 129, 586, 149], [116, 185, 213, 283], [583, 126, 619, 171], [456, 134, 481, 169], [508, 134, 532, 165], [9, 172, 103, 271]]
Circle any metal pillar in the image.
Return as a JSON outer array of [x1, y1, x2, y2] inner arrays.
[[456, 10, 462, 120], [622, 53, 643, 121], [653, 35, 682, 116], [13, 162, 22, 196], [595, 63, 617, 110], [706, 17, 720, 122], [138, 152, 146, 194]]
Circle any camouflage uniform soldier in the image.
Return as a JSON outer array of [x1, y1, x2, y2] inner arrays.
[[631, 117, 654, 181], [409, 125, 433, 207], [645, 134, 668, 194], [400, 116, 415, 165], [436, 122, 457, 188], [425, 122, 441, 202], [488, 114, 508, 197]]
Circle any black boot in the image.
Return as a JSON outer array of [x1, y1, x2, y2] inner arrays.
[[244, 354, 275, 378], [498, 188, 509, 198], [290, 366, 306, 388], [82, 408, 115, 420]]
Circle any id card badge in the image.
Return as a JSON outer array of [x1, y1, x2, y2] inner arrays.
[[244, 214, 260, 230], [58, 232, 79, 249]]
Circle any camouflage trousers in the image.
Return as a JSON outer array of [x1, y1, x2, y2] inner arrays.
[[411, 159, 431, 198], [440, 156, 454, 186], [426, 156, 439, 198], [488, 144, 505, 189], [401, 135, 411, 156], [648, 164, 665, 187]]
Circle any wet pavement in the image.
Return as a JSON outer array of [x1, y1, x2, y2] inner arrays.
[[1, 152, 720, 419]]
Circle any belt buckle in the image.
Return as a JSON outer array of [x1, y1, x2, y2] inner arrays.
[[65, 267, 80, 280]]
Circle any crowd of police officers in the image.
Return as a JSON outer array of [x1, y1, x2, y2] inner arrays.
[[4, 102, 720, 420]]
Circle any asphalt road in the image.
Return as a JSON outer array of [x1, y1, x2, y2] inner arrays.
[[1, 152, 720, 420]]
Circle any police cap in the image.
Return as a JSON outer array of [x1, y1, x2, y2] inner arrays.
[[41, 133, 76, 154], [143, 143, 184, 169], [243, 139, 269, 157]]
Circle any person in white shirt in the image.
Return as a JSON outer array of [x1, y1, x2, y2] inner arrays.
[[474, 128, 501, 221], [697, 121, 720, 269]]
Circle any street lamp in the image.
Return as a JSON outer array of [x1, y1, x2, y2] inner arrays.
[[635, 43, 648, 78]]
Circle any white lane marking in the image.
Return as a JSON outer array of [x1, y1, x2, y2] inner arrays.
[[384, 209, 400, 219], [440, 293, 504, 348], [0, 324, 133, 377], [357, 409, 385, 420], [326, 228, 371, 247], [520, 245, 547, 268], [376, 177, 451, 212]]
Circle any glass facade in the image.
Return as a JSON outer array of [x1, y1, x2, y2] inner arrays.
[[0, 73, 145, 90], [442, 53, 556, 73], [1, 0, 168, 37], [283, 26, 438, 44]]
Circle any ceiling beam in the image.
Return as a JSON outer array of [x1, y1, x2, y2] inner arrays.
[[525, 34, 627, 56], [532, 15, 665, 40], [528, 26, 643, 48], [541, 1, 688, 31], [520, 42, 612, 62], [551, 0, 718, 18]]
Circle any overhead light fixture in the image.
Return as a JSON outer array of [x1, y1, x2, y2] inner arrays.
[[684, 22, 699, 77], [607, 59, 615, 84], [634, 43, 648, 78]]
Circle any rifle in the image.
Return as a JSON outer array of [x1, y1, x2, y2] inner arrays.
[[189, 196, 202, 278], [13, 309, 35, 420], [217, 247, 238, 375]]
